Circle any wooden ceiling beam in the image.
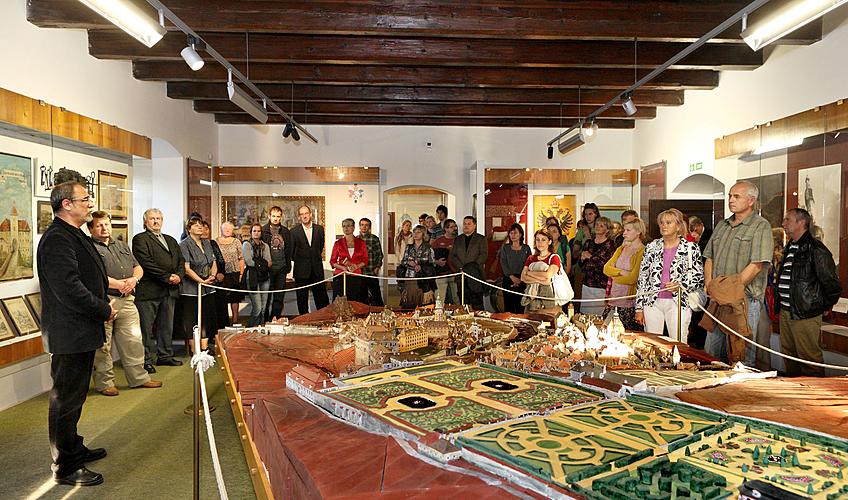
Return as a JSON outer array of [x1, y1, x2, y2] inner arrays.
[[135, 62, 719, 89], [88, 31, 762, 70], [168, 83, 686, 106], [213, 113, 636, 128], [193, 100, 657, 119], [28, 0, 821, 44]]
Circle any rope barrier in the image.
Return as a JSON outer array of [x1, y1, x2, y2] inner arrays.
[[698, 305, 848, 372]]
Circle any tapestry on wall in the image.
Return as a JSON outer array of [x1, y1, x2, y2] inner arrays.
[[0, 152, 34, 282], [533, 194, 577, 239], [221, 196, 325, 239]]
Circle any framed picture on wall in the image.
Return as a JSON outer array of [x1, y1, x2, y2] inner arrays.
[[0, 152, 35, 282], [221, 196, 325, 232], [1, 296, 39, 335], [597, 205, 632, 224], [36, 200, 53, 234], [0, 307, 15, 341], [534, 195, 577, 239], [799, 164, 841, 265], [24, 292, 41, 323], [111, 223, 129, 244], [98, 171, 129, 219]]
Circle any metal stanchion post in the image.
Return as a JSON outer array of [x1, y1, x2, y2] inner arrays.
[[193, 282, 201, 500], [676, 285, 682, 343], [461, 272, 466, 306]]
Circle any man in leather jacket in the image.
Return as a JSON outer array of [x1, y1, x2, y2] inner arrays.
[[775, 208, 841, 376]]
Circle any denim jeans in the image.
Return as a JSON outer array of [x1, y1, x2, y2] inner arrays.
[[705, 297, 761, 365], [248, 279, 271, 327]]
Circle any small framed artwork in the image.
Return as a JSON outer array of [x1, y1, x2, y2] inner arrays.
[[98, 170, 129, 219], [0, 308, 15, 341], [25, 292, 41, 322], [2, 296, 40, 335], [597, 205, 632, 223], [36, 200, 53, 234], [111, 223, 129, 244]]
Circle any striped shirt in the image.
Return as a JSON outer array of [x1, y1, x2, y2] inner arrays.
[[777, 242, 799, 308]]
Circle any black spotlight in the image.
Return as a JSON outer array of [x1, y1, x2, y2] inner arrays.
[[547, 145, 554, 159], [282, 121, 293, 138], [291, 126, 300, 142]]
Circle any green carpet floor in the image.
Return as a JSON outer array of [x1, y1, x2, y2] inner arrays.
[[0, 353, 256, 499]]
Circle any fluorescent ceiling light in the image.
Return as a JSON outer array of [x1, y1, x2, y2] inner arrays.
[[751, 136, 803, 155], [198, 179, 213, 186], [77, 0, 166, 48], [557, 130, 588, 155], [227, 81, 268, 123], [741, 0, 848, 51]]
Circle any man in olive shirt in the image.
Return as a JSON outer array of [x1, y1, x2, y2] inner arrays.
[[703, 181, 772, 364], [88, 211, 162, 395]]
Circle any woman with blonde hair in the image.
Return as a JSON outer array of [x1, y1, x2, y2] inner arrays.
[[635, 208, 704, 341], [603, 218, 647, 330], [394, 219, 414, 262]]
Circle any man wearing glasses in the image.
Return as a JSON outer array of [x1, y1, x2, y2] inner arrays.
[[38, 175, 118, 486]]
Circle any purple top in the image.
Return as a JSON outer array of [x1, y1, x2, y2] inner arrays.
[[658, 245, 678, 299]]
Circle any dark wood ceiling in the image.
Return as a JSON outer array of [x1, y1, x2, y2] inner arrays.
[[27, 0, 821, 129]]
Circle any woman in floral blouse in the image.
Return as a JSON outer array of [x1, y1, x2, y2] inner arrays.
[[579, 216, 616, 315], [396, 225, 437, 308]]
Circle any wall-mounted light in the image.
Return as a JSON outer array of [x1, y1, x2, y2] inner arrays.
[[180, 35, 204, 71], [741, 0, 848, 51], [78, 0, 166, 48]]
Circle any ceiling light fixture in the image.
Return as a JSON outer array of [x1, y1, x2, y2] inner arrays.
[[282, 121, 293, 138], [180, 35, 204, 71], [582, 120, 599, 137], [227, 70, 268, 123], [621, 94, 637, 116], [751, 136, 803, 155], [547, 145, 554, 159], [558, 130, 588, 155], [78, 0, 166, 48], [741, 0, 848, 51]]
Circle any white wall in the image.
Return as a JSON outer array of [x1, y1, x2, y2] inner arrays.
[[0, 0, 218, 162], [634, 10, 848, 204], [218, 125, 635, 224]]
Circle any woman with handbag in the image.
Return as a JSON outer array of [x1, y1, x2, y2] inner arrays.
[[520, 229, 561, 313], [242, 223, 272, 327], [330, 218, 369, 303], [396, 225, 437, 308], [635, 209, 704, 342], [178, 217, 217, 353], [498, 223, 532, 314], [216, 221, 245, 325], [603, 217, 647, 331], [579, 216, 617, 315]]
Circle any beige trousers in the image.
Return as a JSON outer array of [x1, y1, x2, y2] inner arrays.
[[93, 295, 150, 390], [779, 310, 825, 377]]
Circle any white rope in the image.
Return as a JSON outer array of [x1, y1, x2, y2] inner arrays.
[[698, 305, 848, 372], [191, 327, 229, 499], [462, 272, 679, 303], [203, 276, 334, 294], [357, 271, 464, 281]]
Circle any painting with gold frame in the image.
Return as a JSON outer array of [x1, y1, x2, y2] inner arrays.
[[111, 223, 129, 244], [24, 292, 41, 323], [221, 196, 325, 232], [98, 170, 129, 219], [2, 296, 39, 335], [0, 307, 14, 341], [534, 195, 577, 239], [597, 205, 632, 224]]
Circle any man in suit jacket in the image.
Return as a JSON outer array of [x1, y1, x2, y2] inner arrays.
[[261, 206, 292, 320], [132, 208, 185, 369], [449, 215, 489, 311], [289, 205, 329, 314], [38, 180, 117, 486]]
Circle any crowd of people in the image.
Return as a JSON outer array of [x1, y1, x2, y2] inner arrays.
[[36, 171, 842, 486]]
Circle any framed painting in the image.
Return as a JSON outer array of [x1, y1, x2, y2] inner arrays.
[[799, 164, 841, 265], [534, 195, 577, 239], [220, 196, 325, 232], [2, 296, 39, 335], [111, 223, 129, 244], [36, 200, 53, 234], [597, 205, 632, 224], [740, 172, 785, 228], [0, 307, 14, 341], [0, 152, 35, 282], [25, 292, 41, 322], [98, 171, 129, 219]]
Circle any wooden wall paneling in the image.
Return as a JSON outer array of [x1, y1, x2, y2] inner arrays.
[[51, 105, 80, 142], [0, 337, 45, 367], [484, 169, 637, 185], [826, 100, 848, 132], [216, 166, 380, 184]]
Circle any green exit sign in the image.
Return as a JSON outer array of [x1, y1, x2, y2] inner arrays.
[[689, 162, 703, 172]]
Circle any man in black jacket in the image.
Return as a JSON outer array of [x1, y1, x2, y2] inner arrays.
[[38, 180, 117, 486], [776, 208, 842, 376], [261, 206, 292, 320], [132, 209, 185, 369], [289, 205, 329, 314]]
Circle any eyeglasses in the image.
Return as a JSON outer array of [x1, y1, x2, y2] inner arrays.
[[70, 196, 91, 204]]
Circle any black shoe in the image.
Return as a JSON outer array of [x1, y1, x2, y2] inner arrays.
[[206, 345, 216, 356], [83, 448, 107, 463], [55, 467, 104, 486], [144, 363, 157, 374], [156, 358, 183, 367]]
